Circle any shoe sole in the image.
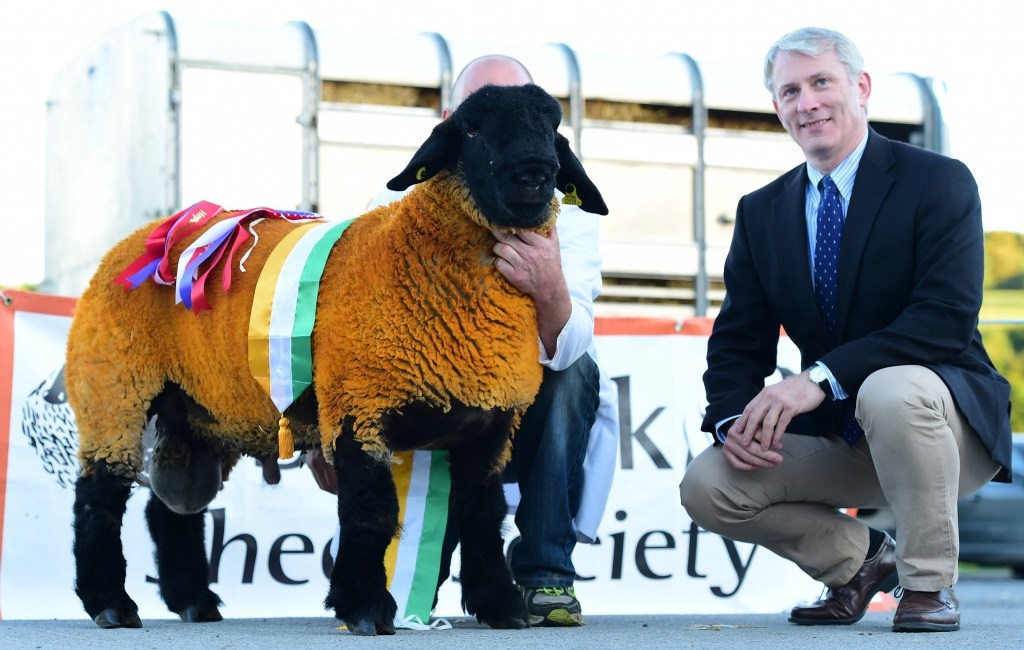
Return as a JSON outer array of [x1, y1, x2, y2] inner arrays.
[[788, 616, 861, 626], [530, 609, 584, 627], [893, 621, 960, 633], [788, 569, 900, 626]]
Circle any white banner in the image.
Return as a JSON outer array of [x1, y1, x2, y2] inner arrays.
[[1, 291, 819, 621], [557, 334, 815, 614]]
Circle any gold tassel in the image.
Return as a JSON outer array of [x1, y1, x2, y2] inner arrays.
[[278, 416, 295, 460]]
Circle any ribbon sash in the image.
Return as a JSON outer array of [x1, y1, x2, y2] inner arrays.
[[175, 215, 248, 310], [386, 450, 452, 628], [116, 201, 322, 313], [115, 201, 224, 290], [247, 219, 354, 414], [245, 217, 451, 628]]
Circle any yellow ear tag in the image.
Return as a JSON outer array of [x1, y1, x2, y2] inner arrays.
[[415, 166, 428, 181], [561, 183, 582, 206]]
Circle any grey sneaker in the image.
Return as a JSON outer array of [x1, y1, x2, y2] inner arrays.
[[520, 586, 584, 627]]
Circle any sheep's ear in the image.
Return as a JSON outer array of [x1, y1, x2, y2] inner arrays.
[[555, 133, 608, 215], [387, 119, 462, 190]]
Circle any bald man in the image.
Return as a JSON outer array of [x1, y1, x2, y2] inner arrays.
[[310, 55, 614, 627], [440, 54, 606, 627]]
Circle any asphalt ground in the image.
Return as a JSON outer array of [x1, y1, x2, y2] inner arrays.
[[2, 569, 1022, 649]]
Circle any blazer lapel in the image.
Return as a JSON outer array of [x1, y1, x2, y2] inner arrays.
[[834, 129, 895, 338], [774, 165, 824, 331]]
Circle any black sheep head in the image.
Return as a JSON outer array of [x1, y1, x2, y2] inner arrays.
[[388, 84, 608, 228]]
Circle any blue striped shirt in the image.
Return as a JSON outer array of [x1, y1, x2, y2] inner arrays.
[[803, 131, 869, 402], [805, 132, 869, 274]]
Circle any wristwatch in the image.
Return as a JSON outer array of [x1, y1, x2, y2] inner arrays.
[[808, 364, 835, 400]]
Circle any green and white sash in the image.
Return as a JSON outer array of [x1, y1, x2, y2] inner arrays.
[[248, 219, 354, 425], [386, 450, 452, 629], [247, 218, 452, 629]]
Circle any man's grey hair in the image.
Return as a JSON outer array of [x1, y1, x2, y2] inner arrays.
[[763, 27, 865, 98]]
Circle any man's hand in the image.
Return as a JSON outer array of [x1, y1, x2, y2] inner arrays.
[[722, 371, 826, 471], [493, 228, 570, 355], [721, 427, 785, 471]]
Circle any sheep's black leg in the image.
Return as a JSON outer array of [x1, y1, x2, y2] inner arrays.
[[144, 493, 223, 622], [73, 460, 142, 628], [450, 426, 529, 629], [325, 437, 398, 636]]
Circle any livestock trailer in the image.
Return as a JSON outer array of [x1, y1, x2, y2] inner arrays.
[[44, 11, 946, 318]]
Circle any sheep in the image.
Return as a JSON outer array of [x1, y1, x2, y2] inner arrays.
[[66, 83, 608, 635]]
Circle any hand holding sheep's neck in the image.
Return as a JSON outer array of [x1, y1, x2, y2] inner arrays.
[[490, 228, 571, 356]]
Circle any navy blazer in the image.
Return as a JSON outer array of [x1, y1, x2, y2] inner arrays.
[[702, 128, 1013, 478]]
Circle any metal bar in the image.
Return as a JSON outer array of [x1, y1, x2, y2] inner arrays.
[[291, 21, 320, 212], [908, 72, 947, 155], [168, 60, 311, 75], [675, 53, 707, 317], [159, 11, 182, 213], [552, 42, 583, 158], [423, 32, 453, 115]]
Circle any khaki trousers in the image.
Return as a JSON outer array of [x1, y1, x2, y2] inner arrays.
[[680, 365, 1000, 591]]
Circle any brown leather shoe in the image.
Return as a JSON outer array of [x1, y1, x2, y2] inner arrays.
[[789, 531, 898, 625], [892, 587, 959, 632]]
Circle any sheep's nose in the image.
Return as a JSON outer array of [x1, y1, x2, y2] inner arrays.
[[519, 170, 550, 191]]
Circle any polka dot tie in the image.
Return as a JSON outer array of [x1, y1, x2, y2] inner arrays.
[[814, 176, 863, 445], [814, 176, 842, 335]]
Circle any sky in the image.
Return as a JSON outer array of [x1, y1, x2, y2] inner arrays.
[[1, 0, 1020, 287]]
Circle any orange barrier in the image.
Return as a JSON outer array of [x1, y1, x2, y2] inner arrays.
[[595, 316, 715, 336], [0, 290, 77, 620]]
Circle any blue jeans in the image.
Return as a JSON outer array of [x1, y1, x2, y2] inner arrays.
[[506, 354, 600, 588], [434, 354, 600, 594]]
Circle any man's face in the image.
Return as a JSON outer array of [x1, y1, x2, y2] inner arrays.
[[771, 49, 871, 172]]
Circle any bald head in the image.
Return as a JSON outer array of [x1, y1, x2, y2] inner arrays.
[[446, 55, 533, 118]]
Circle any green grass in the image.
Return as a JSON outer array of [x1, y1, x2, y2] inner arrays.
[[981, 289, 1024, 323]]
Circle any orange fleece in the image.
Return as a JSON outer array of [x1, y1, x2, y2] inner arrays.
[[66, 171, 554, 480]]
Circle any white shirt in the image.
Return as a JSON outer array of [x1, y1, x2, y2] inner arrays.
[[540, 193, 602, 369]]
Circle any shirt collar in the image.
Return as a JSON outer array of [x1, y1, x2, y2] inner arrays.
[[805, 131, 869, 198]]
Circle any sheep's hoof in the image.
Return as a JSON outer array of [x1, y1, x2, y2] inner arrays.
[[480, 613, 529, 630], [345, 618, 378, 636], [93, 607, 142, 629], [178, 603, 224, 623], [464, 583, 530, 629], [340, 616, 396, 636]]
